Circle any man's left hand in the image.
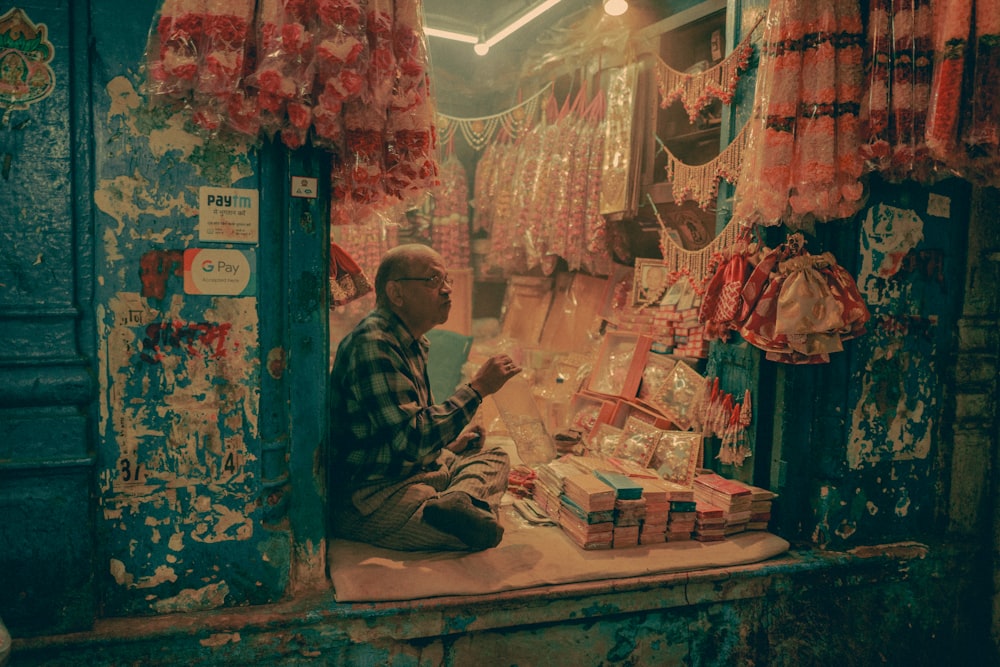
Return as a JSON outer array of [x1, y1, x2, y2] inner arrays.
[[447, 426, 484, 454]]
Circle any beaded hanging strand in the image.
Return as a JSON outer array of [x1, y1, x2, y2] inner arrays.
[[657, 121, 751, 210], [647, 194, 748, 289], [436, 82, 552, 151], [654, 12, 765, 123]]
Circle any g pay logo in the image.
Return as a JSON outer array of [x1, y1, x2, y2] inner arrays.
[[184, 248, 255, 296]]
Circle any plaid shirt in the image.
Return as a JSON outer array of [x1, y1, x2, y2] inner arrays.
[[328, 307, 481, 491]]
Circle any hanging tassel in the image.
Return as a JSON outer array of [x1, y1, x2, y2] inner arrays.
[[740, 388, 752, 427]]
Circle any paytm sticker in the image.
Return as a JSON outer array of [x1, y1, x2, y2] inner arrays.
[[184, 248, 256, 296], [199, 186, 259, 243]]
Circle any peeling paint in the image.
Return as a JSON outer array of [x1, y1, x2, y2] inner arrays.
[[267, 346, 287, 380], [200, 632, 242, 648], [151, 581, 230, 614], [139, 249, 184, 300], [94, 68, 276, 616], [849, 204, 940, 469], [894, 488, 911, 517], [109, 559, 132, 586], [443, 614, 477, 634], [109, 559, 179, 591]]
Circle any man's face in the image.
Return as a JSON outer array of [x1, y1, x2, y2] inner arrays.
[[395, 253, 453, 335]]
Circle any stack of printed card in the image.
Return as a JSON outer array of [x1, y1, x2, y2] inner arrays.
[[532, 459, 579, 522], [633, 476, 671, 544], [663, 481, 696, 541]]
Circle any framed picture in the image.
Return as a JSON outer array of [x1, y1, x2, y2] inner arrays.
[[613, 416, 662, 467], [650, 431, 703, 486], [633, 258, 672, 306], [646, 360, 705, 431], [637, 353, 678, 405]]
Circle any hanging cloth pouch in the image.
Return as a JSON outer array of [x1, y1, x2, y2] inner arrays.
[[330, 242, 373, 306]]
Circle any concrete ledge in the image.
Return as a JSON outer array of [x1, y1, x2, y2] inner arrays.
[[9, 540, 990, 666]]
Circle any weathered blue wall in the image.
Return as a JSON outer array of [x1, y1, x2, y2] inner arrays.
[[761, 176, 974, 549], [3, 0, 329, 636], [0, 1, 97, 636], [88, 0, 331, 619]]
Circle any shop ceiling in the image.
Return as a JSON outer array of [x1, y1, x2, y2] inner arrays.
[[423, 0, 671, 115]]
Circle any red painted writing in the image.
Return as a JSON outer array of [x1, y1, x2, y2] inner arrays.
[[141, 320, 233, 364]]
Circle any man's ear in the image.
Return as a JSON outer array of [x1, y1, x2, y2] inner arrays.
[[386, 280, 404, 307]]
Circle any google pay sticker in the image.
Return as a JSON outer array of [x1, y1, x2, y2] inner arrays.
[[184, 248, 256, 296]]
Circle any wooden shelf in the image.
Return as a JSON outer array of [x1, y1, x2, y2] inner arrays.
[[640, 3, 728, 199]]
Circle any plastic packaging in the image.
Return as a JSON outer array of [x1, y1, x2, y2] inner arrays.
[[491, 374, 556, 465], [733, 0, 866, 228]]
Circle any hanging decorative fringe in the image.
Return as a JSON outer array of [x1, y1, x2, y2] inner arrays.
[[654, 12, 764, 122], [648, 193, 749, 288], [697, 377, 754, 466], [436, 83, 552, 151], [658, 120, 751, 210]]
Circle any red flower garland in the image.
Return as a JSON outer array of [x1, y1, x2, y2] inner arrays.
[[144, 0, 440, 220]]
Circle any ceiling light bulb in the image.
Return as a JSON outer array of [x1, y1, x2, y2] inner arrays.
[[604, 0, 628, 16], [474, 40, 490, 56]]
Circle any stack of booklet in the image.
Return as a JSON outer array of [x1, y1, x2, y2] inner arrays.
[[532, 459, 579, 522], [693, 501, 726, 541], [693, 473, 753, 536], [594, 470, 646, 548], [663, 481, 696, 542], [667, 500, 697, 542], [633, 476, 671, 544], [559, 473, 617, 549], [529, 456, 778, 549], [746, 484, 777, 530]]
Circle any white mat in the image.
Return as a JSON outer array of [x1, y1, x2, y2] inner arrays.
[[328, 508, 790, 603]]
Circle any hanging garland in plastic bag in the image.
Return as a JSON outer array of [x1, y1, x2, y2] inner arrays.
[[143, 0, 439, 224], [731, 0, 867, 227], [654, 12, 764, 123]]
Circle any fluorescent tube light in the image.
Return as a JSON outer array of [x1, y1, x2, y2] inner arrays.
[[486, 0, 564, 47], [424, 0, 566, 52], [424, 26, 479, 44]]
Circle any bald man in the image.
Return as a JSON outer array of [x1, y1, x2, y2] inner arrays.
[[327, 244, 522, 551]]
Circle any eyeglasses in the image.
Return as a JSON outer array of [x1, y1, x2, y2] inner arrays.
[[392, 274, 453, 290]]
